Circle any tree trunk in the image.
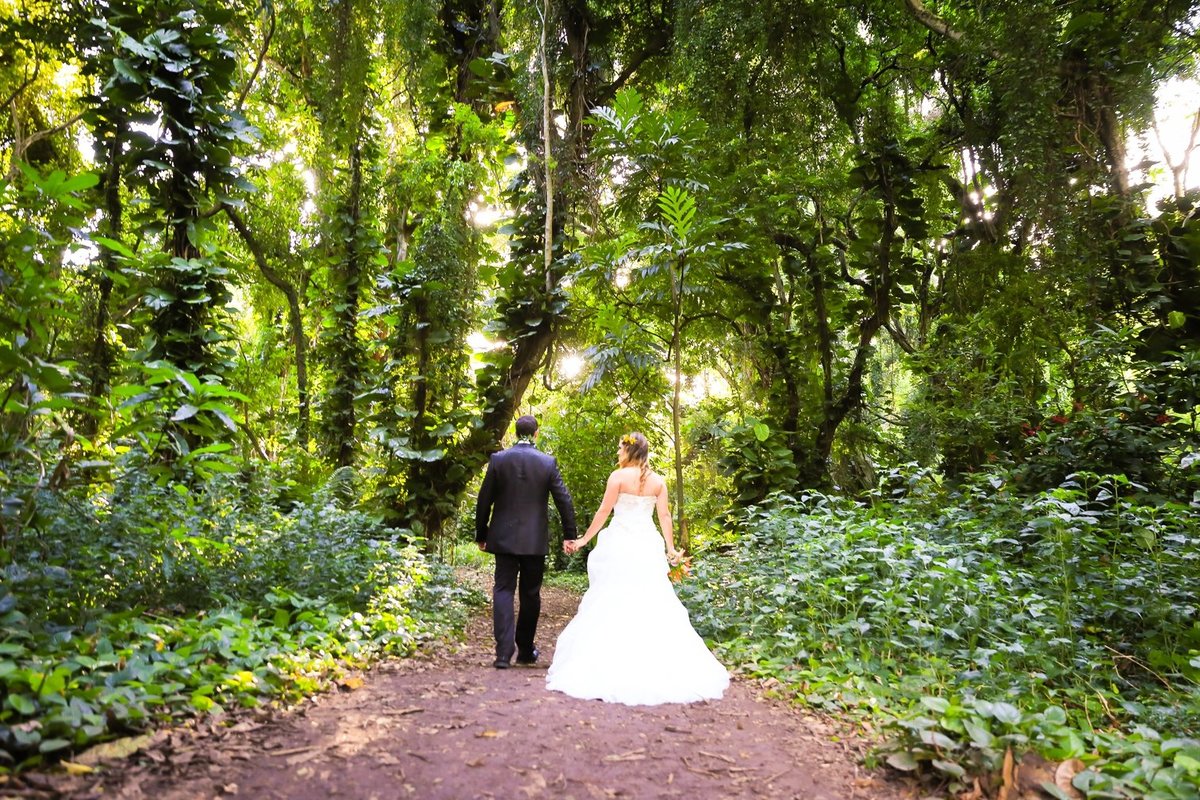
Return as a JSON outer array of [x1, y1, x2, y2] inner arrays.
[[84, 118, 126, 434], [327, 140, 365, 467], [670, 253, 688, 549], [799, 179, 897, 486]]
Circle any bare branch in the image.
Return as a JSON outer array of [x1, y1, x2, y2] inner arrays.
[[1153, 106, 1200, 198]]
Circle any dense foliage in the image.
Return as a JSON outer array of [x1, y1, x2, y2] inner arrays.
[[0, 468, 475, 768], [681, 469, 1200, 796]]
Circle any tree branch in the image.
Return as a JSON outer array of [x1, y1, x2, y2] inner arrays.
[[901, 0, 1002, 59], [236, 5, 276, 112], [222, 203, 310, 450], [1, 60, 40, 111], [901, 0, 965, 43], [592, 26, 671, 108], [884, 319, 917, 354], [21, 110, 87, 148]]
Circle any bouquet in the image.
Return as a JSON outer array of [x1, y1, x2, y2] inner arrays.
[[667, 554, 692, 583]]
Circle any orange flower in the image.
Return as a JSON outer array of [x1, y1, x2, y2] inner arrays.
[[668, 556, 692, 583]]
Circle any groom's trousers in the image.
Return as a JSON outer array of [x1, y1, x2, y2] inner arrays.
[[493, 553, 545, 662]]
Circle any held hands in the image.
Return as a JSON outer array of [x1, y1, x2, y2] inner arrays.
[[563, 539, 582, 555], [667, 548, 685, 566]]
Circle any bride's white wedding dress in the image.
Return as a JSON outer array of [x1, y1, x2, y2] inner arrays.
[[546, 492, 729, 705]]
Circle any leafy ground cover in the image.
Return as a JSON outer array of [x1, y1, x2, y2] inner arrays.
[[0, 468, 479, 771], [679, 468, 1200, 798]]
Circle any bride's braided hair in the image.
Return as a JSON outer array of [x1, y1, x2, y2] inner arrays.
[[620, 432, 650, 492]]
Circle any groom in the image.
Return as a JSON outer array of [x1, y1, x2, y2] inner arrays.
[[475, 415, 577, 669]]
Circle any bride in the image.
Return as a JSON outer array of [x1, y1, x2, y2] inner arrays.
[[546, 432, 729, 705]]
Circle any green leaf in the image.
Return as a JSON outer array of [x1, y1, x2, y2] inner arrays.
[[1064, 11, 1105, 39], [61, 173, 100, 192], [921, 696, 951, 714], [1041, 706, 1067, 725], [211, 408, 238, 433], [1039, 782, 1077, 800], [932, 759, 966, 778], [991, 702, 1022, 724], [1175, 753, 1200, 773], [658, 185, 697, 241], [467, 58, 492, 78], [38, 738, 72, 753], [8, 693, 36, 714], [886, 751, 919, 771], [920, 729, 959, 749], [964, 721, 995, 748], [112, 58, 142, 83], [171, 403, 200, 422], [93, 236, 136, 258]]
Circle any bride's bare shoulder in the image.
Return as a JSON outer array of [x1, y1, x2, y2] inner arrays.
[[607, 467, 635, 484]]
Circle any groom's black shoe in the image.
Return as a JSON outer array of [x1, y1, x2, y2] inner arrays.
[[493, 658, 511, 669], [515, 647, 539, 665]]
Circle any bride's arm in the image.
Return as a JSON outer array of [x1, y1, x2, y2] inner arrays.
[[655, 483, 682, 562], [573, 471, 622, 548]]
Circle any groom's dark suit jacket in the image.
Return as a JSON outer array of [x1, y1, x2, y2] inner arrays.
[[475, 441, 577, 555]]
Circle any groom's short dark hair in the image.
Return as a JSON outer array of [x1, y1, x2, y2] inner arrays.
[[515, 415, 538, 437]]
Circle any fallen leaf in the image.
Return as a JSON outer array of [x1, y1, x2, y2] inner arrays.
[[520, 770, 548, 797], [466, 757, 485, 767], [602, 748, 647, 762], [75, 734, 156, 765], [998, 747, 1016, 800], [1054, 758, 1086, 800], [285, 749, 322, 765], [958, 777, 984, 800], [385, 706, 424, 716], [339, 676, 365, 691], [60, 761, 95, 776], [221, 783, 238, 795], [477, 729, 509, 739], [268, 746, 316, 757]]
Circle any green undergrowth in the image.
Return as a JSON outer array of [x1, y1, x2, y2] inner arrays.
[[679, 468, 1200, 799], [0, 468, 481, 771]]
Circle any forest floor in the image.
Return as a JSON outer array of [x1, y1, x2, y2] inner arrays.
[[6, 571, 916, 800]]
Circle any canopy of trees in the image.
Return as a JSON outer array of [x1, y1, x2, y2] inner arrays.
[[4, 0, 1197, 543]]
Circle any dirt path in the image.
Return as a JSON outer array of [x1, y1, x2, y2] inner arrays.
[[17, 576, 912, 800]]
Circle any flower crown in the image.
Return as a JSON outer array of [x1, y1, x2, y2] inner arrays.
[[621, 434, 639, 447]]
